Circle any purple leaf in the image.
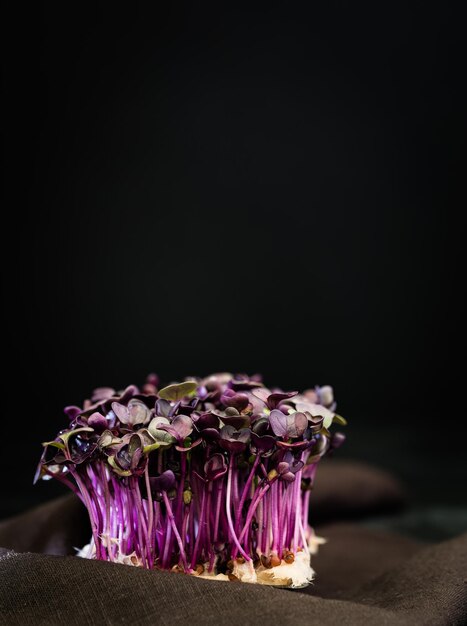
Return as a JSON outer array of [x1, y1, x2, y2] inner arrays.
[[154, 399, 172, 418], [91, 387, 116, 403], [204, 454, 228, 481], [269, 410, 308, 439], [251, 388, 271, 404], [268, 410, 288, 437], [220, 389, 250, 412], [250, 432, 276, 453], [64, 406, 82, 421], [219, 425, 251, 453], [156, 414, 193, 442], [150, 470, 176, 493], [87, 412, 108, 433], [267, 390, 298, 409], [192, 411, 219, 431], [112, 399, 151, 427]]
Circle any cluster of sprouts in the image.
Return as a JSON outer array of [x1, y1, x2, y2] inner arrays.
[[36, 373, 346, 587]]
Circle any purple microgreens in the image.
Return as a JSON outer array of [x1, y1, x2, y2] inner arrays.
[[276, 457, 304, 482], [97, 429, 122, 451], [142, 372, 159, 395], [108, 433, 145, 476], [36, 372, 346, 581], [69, 434, 98, 464], [202, 372, 233, 386], [91, 387, 116, 403], [276, 438, 311, 451], [300, 389, 319, 403], [268, 409, 308, 439], [315, 385, 336, 410], [220, 388, 250, 412], [87, 411, 108, 433], [219, 425, 251, 453], [199, 427, 221, 444], [204, 453, 228, 480], [150, 469, 176, 495], [168, 401, 182, 418], [250, 431, 276, 455], [116, 385, 140, 404], [305, 433, 329, 464], [174, 437, 202, 453], [304, 412, 325, 434], [293, 398, 335, 429], [154, 398, 172, 418], [146, 372, 159, 386], [112, 399, 151, 427], [250, 416, 272, 434], [35, 440, 68, 484], [250, 415, 276, 454], [191, 411, 220, 431], [196, 385, 209, 400], [153, 414, 193, 443], [64, 405, 82, 421], [330, 431, 346, 451], [213, 407, 251, 430], [229, 374, 263, 390], [130, 393, 158, 410], [252, 388, 299, 411], [33, 445, 70, 485], [194, 453, 228, 482], [82, 384, 140, 417], [177, 397, 200, 416], [197, 374, 225, 402], [56, 427, 94, 449]]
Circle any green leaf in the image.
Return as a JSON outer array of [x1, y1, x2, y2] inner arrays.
[[58, 427, 94, 445], [98, 430, 121, 448], [332, 414, 347, 426], [108, 455, 132, 477], [42, 440, 65, 450], [268, 469, 278, 481], [158, 381, 198, 402], [143, 443, 161, 454], [148, 417, 175, 444]]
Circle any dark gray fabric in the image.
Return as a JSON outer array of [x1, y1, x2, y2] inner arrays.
[[1, 461, 465, 625], [306, 523, 423, 598], [309, 460, 406, 523], [0, 549, 408, 626], [1, 537, 466, 626]]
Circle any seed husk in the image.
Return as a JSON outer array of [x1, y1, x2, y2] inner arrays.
[[261, 554, 272, 568], [284, 551, 295, 564]]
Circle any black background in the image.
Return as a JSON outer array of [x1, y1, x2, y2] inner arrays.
[[2, 3, 465, 520]]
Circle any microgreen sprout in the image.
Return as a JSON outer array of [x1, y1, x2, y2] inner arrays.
[[37, 373, 345, 587]]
